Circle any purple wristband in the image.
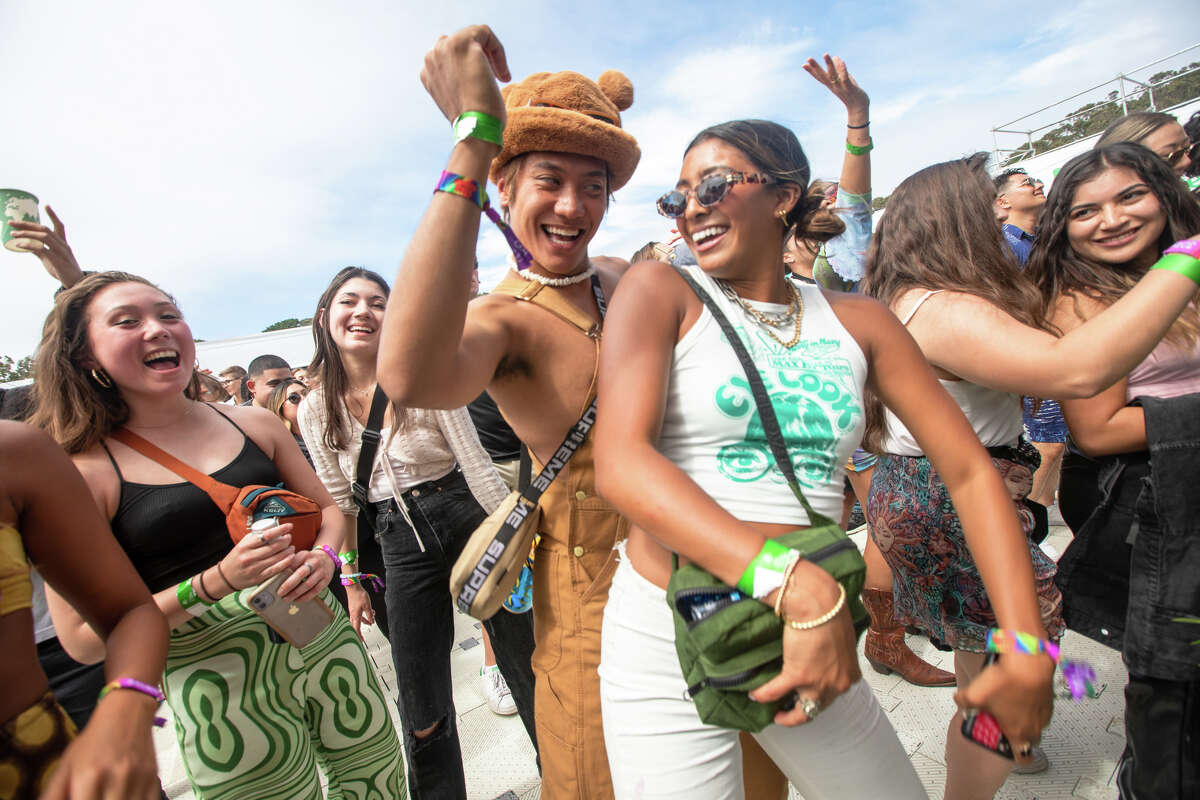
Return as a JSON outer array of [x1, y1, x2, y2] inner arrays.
[[99, 678, 167, 727], [315, 544, 340, 571]]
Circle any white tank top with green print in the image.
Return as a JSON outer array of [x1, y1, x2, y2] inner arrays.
[[658, 263, 868, 526]]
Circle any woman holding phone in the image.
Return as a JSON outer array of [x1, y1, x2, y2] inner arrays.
[[30, 271, 404, 800]]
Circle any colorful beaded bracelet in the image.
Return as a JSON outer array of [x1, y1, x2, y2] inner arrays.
[[434, 171, 532, 269], [99, 678, 167, 727], [985, 629, 1098, 700], [340, 572, 384, 592]]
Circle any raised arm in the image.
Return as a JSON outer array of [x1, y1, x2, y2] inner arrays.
[[803, 55, 870, 196], [378, 26, 514, 409], [904, 258, 1200, 398]]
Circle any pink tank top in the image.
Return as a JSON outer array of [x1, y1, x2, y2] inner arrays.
[[1125, 337, 1200, 402]]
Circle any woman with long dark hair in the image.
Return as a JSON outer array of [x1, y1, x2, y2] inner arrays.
[[593, 118, 1076, 799], [30, 271, 405, 799], [860, 151, 1199, 799], [1025, 142, 1200, 800], [298, 266, 538, 799]]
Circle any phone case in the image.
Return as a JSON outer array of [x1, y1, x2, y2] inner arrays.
[[959, 653, 1015, 759], [248, 571, 335, 648]]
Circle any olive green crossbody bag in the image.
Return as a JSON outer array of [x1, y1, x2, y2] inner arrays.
[[666, 268, 868, 732]]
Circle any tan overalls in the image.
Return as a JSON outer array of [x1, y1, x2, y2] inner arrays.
[[492, 272, 629, 799]]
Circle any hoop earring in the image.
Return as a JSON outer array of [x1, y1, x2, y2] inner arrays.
[[89, 368, 113, 389]]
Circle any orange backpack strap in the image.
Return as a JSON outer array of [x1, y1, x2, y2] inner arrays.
[[491, 271, 601, 339], [108, 428, 241, 512]]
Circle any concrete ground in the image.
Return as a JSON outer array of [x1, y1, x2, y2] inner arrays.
[[156, 522, 1125, 799]]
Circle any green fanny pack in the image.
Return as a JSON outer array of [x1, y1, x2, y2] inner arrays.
[[665, 266, 868, 733], [668, 524, 868, 732]]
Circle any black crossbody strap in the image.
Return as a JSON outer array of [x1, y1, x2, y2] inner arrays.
[[518, 444, 532, 492], [454, 274, 608, 613], [351, 386, 389, 510], [673, 267, 835, 528]]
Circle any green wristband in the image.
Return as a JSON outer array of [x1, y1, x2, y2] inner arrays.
[[1151, 252, 1200, 286], [176, 577, 212, 610], [453, 111, 503, 148], [845, 139, 873, 156], [339, 549, 359, 565], [736, 539, 795, 599]]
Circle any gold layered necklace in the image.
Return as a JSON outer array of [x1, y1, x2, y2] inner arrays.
[[717, 279, 806, 349]]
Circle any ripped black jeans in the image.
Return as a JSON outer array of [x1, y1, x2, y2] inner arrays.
[[374, 468, 537, 800]]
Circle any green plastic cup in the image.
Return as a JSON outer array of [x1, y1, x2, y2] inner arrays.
[[1, 189, 40, 252]]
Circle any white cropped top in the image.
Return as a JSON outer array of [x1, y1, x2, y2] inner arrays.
[[657, 264, 868, 526], [880, 290, 1023, 456]]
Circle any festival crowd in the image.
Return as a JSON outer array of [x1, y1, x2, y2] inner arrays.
[[1, 24, 1198, 800]]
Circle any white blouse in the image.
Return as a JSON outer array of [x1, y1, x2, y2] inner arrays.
[[298, 389, 509, 522]]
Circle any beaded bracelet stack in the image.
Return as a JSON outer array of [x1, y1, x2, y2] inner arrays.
[[985, 628, 1098, 700], [98, 678, 167, 727]]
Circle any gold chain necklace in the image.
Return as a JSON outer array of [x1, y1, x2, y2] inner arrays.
[[720, 280, 805, 349]]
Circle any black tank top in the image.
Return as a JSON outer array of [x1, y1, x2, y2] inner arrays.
[[103, 407, 281, 593]]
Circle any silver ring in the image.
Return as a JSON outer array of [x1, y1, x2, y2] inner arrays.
[[255, 532, 265, 545], [304, 562, 314, 576], [798, 696, 822, 719]]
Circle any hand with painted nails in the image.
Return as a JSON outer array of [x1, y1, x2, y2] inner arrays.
[[8, 205, 85, 289], [803, 54, 869, 119], [420, 25, 511, 132]]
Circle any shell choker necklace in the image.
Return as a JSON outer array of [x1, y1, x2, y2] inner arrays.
[[508, 254, 596, 287]]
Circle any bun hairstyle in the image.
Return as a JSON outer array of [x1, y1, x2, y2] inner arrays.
[[685, 120, 845, 245]]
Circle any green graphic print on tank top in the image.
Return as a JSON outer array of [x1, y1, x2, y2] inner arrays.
[[164, 587, 406, 800], [714, 325, 862, 491]]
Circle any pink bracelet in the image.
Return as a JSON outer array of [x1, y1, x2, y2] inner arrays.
[[98, 678, 167, 727], [315, 544, 340, 571]]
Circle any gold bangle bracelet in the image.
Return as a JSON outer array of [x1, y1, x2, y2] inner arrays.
[[785, 584, 846, 630], [773, 552, 802, 618]]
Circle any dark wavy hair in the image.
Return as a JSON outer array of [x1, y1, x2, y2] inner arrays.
[[1025, 142, 1200, 348], [309, 266, 404, 450], [685, 120, 846, 248]]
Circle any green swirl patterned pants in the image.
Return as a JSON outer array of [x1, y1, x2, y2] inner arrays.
[[163, 588, 405, 799]]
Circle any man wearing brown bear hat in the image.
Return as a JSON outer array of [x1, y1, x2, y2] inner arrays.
[[379, 25, 638, 799]]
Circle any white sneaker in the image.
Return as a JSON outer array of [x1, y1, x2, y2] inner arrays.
[[481, 664, 517, 716]]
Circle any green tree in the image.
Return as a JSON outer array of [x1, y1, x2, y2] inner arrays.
[[0, 355, 33, 382], [262, 317, 312, 333]]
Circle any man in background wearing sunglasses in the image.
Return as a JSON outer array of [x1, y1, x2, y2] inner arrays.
[[377, 26, 640, 799], [993, 168, 1045, 266]]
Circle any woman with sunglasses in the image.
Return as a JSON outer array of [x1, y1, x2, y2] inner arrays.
[[1024, 142, 1200, 800], [593, 105, 1074, 794], [1098, 111, 1195, 178], [858, 150, 1200, 799], [29, 271, 406, 800], [297, 266, 538, 799], [267, 377, 311, 465]]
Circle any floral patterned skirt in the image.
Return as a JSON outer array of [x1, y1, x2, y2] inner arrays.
[[866, 440, 1065, 652]]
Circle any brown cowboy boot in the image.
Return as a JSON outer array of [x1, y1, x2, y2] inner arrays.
[[861, 587, 956, 687]]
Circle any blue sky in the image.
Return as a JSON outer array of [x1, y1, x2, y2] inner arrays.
[[3, 0, 1198, 364]]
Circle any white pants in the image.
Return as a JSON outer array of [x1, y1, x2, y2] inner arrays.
[[599, 544, 928, 800]]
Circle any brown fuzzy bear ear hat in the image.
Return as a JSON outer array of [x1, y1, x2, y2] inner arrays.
[[490, 70, 641, 191]]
